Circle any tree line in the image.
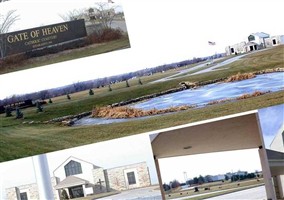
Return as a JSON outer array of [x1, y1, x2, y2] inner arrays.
[[0, 53, 226, 108], [163, 172, 260, 191]]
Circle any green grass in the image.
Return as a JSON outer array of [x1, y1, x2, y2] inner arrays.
[[1, 91, 283, 162], [216, 45, 284, 71], [167, 179, 264, 199], [184, 184, 264, 200], [0, 36, 131, 74], [0, 45, 283, 162]]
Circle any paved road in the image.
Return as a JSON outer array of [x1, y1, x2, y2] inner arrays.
[[152, 48, 270, 83], [96, 186, 162, 200], [173, 185, 266, 200], [207, 185, 267, 200]]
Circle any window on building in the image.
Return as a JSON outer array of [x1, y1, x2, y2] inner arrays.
[[248, 35, 255, 42], [64, 160, 82, 177], [127, 171, 136, 185], [20, 192, 28, 200], [272, 39, 277, 45]]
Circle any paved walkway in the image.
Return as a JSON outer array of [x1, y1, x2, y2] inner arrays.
[[173, 185, 266, 200], [96, 185, 162, 200], [153, 48, 269, 83], [207, 185, 266, 199]]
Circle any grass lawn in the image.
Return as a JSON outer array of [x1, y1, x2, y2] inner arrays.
[[0, 45, 283, 162], [0, 36, 131, 75], [167, 179, 264, 199]]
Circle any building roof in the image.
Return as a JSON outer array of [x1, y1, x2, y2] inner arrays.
[[54, 176, 93, 189], [151, 110, 262, 159], [53, 156, 101, 175], [266, 149, 284, 160], [270, 124, 284, 152], [250, 32, 270, 38], [266, 149, 284, 176], [245, 41, 258, 46]]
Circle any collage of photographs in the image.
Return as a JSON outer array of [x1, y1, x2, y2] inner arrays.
[[0, 0, 283, 200]]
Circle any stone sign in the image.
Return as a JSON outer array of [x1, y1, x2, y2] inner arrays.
[[1, 19, 87, 57]]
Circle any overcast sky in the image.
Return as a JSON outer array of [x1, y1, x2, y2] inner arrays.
[[0, 0, 284, 99]]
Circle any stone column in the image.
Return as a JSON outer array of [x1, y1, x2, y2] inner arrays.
[[276, 175, 284, 198], [258, 148, 277, 200], [5, 187, 20, 200], [154, 156, 165, 200]]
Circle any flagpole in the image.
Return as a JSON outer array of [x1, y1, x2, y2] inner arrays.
[[208, 41, 216, 64]]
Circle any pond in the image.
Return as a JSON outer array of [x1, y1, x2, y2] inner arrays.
[[132, 72, 284, 110], [74, 72, 284, 126]]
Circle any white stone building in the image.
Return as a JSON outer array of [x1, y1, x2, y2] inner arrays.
[[5, 156, 151, 200], [247, 32, 270, 48], [265, 35, 284, 48], [225, 41, 246, 55], [225, 32, 284, 56]]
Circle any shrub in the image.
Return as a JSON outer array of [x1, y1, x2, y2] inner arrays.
[[5, 107, 12, 117], [138, 78, 143, 85], [87, 28, 123, 43], [89, 89, 94, 95], [36, 101, 43, 112], [171, 180, 180, 189], [15, 107, 23, 119], [60, 189, 69, 200]]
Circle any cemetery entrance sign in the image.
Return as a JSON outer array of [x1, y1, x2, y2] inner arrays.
[[1, 19, 87, 57]]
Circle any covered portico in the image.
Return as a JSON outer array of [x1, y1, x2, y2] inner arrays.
[[54, 176, 95, 199], [150, 110, 276, 200]]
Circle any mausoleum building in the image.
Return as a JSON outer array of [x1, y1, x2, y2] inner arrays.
[[6, 156, 151, 200], [225, 32, 284, 56]]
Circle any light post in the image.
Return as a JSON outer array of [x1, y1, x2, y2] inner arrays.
[[184, 171, 188, 184], [208, 41, 216, 64]]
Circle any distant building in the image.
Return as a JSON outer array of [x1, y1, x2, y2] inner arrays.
[[247, 32, 270, 48], [225, 41, 246, 55], [210, 174, 225, 182], [225, 32, 283, 56], [5, 156, 151, 200], [234, 170, 248, 176], [265, 35, 284, 48]]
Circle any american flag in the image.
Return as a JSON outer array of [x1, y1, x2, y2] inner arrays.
[[208, 41, 216, 45]]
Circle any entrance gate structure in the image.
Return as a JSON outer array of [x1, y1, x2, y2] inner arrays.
[[150, 110, 277, 200]]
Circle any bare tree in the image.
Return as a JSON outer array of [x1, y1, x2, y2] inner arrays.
[[0, 0, 10, 3], [59, 9, 85, 22], [0, 10, 20, 58], [94, 2, 119, 29]]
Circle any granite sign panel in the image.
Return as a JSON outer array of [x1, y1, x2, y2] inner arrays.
[[1, 19, 87, 57]]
